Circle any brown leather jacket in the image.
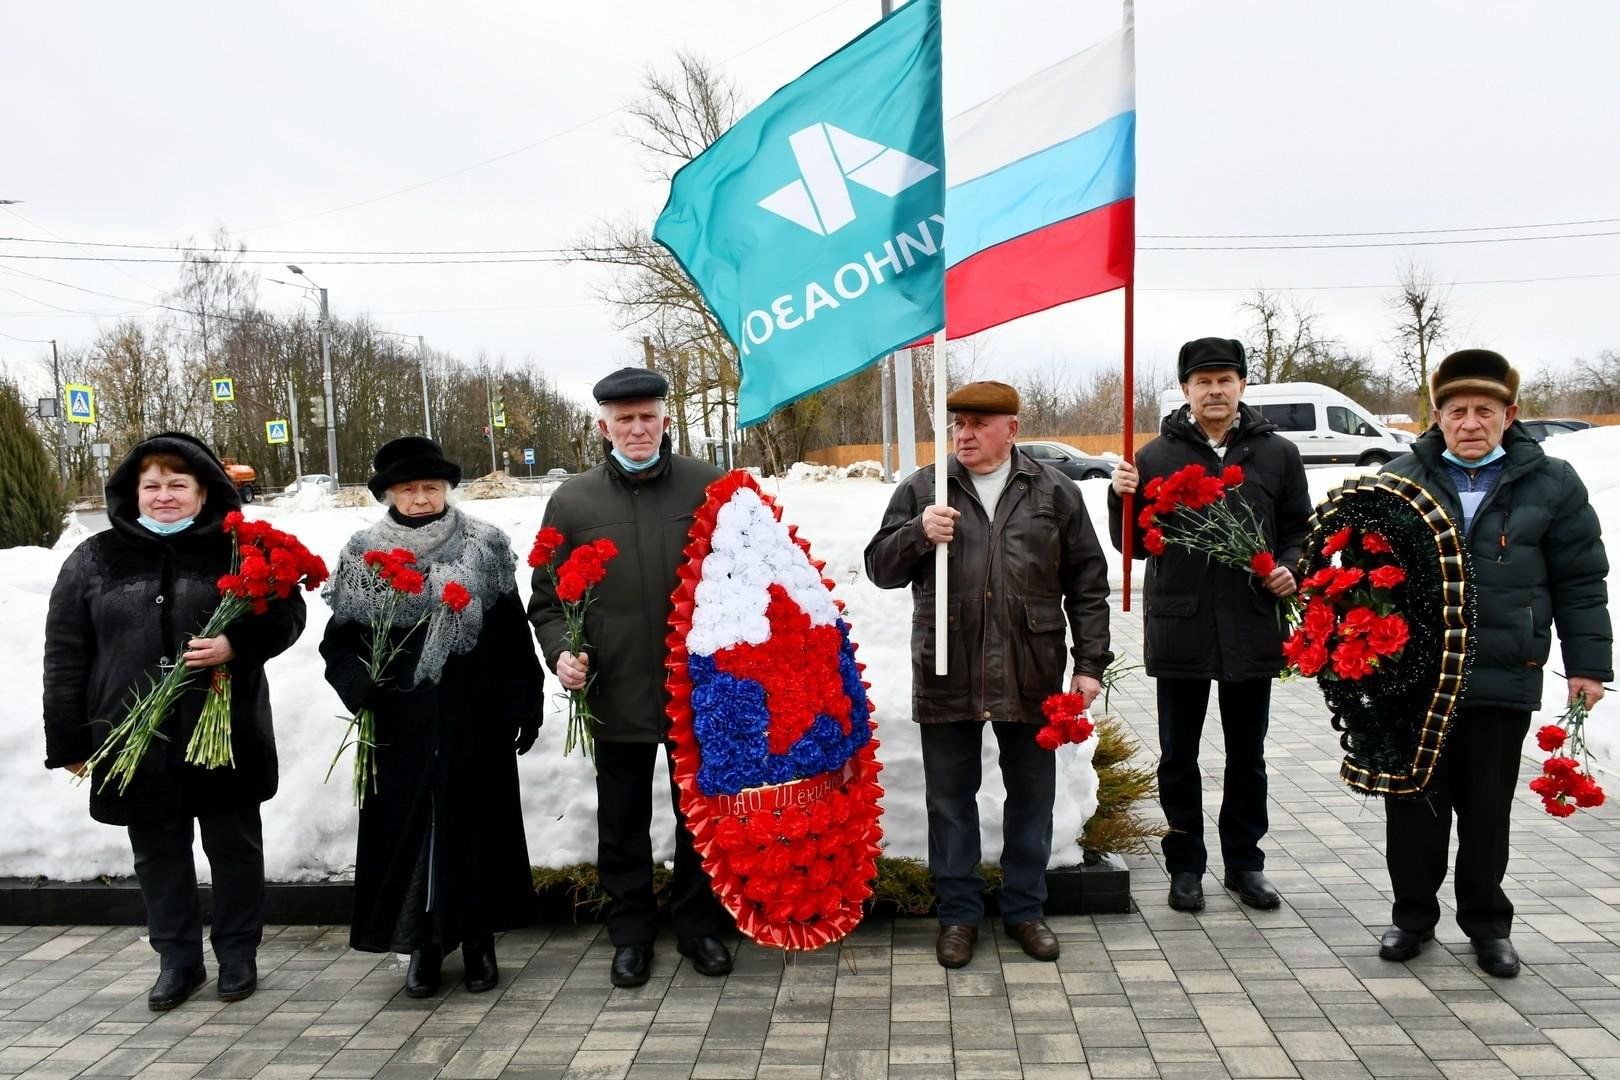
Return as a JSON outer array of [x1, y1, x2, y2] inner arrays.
[[864, 447, 1113, 724]]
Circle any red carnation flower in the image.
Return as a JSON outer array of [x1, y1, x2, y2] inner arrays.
[[1362, 531, 1393, 554], [1249, 551, 1276, 577], [1034, 725, 1064, 751], [1322, 526, 1352, 556], [1143, 528, 1166, 556], [1137, 504, 1158, 529], [1544, 797, 1577, 818], [1221, 465, 1245, 487], [1142, 476, 1163, 501], [1537, 725, 1568, 752], [528, 525, 564, 569], [441, 582, 472, 613], [1574, 776, 1607, 808], [1368, 564, 1407, 590]]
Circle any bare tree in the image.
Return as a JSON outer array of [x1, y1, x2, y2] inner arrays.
[[1389, 262, 1450, 426], [1239, 289, 1328, 384]]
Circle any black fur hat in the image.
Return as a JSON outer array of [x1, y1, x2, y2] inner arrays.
[[367, 436, 462, 499], [1429, 349, 1519, 408]]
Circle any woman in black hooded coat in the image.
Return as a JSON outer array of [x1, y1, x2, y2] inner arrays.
[[43, 432, 307, 1011], [319, 436, 541, 999]]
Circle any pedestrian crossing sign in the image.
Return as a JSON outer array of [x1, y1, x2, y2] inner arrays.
[[212, 377, 235, 402], [265, 420, 290, 445], [65, 384, 96, 424], [493, 411, 507, 429]]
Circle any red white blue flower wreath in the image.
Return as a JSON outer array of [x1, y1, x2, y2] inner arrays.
[[666, 471, 884, 951]]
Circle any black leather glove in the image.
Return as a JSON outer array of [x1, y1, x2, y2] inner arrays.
[[514, 718, 540, 755]]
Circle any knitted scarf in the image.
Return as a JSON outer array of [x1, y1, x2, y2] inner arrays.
[[323, 506, 518, 686]]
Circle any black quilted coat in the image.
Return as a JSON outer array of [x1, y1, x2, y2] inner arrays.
[[42, 433, 307, 826]]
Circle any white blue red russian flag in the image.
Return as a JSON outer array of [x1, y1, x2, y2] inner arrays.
[[943, 9, 1135, 336]]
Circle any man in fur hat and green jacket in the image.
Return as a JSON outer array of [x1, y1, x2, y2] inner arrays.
[[1377, 348, 1612, 978]]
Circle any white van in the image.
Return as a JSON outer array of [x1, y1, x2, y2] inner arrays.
[[1158, 381, 1413, 466]]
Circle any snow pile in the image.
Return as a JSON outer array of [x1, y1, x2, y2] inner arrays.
[[0, 482, 1100, 881], [841, 460, 886, 479], [272, 483, 336, 513], [784, 462, 838, 483]]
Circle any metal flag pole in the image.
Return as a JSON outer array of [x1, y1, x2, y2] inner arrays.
[[1121, 283, 1136, 612], [933, 328, 948, 676]]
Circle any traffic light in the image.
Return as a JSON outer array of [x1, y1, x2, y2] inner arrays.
[[307, 395, 327, 426]]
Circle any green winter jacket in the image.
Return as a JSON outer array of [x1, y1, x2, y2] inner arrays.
[[1381, 424, 1612, 710], [527, 436, 722, 742]]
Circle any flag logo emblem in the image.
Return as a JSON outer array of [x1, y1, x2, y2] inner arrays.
[[758, 123, 937, 236]]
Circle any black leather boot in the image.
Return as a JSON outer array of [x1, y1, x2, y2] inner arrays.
[[406, 946, 442, 998], [148, 965, 206, 1012], [463, 936, 499, 993]]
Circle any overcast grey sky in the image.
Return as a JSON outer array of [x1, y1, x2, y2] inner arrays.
[[3, 0, 1617, 406]]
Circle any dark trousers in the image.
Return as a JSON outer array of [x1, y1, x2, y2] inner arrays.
[[919, 721, 1056, 928], [1386, 706, 1532, 940], [1157, 677, 1272, 875], [595, 740, 729, 947], [127, 806, 266, 971]]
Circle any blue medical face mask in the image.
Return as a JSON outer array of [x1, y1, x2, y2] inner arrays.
[[137, 514, 195, 535], [1442, 444, 1507, 468], [611, 447, 661, 472]]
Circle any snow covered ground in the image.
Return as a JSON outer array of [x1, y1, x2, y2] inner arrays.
[[3, 428, 1616, 881]]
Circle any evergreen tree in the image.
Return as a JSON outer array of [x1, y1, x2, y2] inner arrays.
[[0, 379, 67, 549]]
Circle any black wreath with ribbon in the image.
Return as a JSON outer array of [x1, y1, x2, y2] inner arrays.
[[1297, 473, 1474, 796]]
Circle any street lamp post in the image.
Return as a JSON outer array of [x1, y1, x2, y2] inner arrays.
[[287, 266, 339, 483], [376, 329, 435, 440]]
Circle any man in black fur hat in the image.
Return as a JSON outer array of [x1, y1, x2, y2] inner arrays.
[[527, 367, 733, 988], [1377, 348, 1611, 978]]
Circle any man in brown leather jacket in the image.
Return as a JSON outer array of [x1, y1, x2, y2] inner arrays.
[[865, 381, 1112, 968]]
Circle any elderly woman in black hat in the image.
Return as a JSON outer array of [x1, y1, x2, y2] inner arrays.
[[319, 436, 542, 997]]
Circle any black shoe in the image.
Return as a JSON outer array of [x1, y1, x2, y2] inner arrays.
[[611, 944, 653, 988], [1378, 926, 1433, 962], [217, 958, 257, 1002], [1472, 937, 1521, 979], [148, 965, 206, 1012], [1168, 872, 1205, 912], [1223, 870, 1281, 910], [677, 936, 733, 977], [462, 937, 499, 993], [405, 946, 442, 998]]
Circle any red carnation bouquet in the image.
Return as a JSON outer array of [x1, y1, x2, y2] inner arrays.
[[83, 511, 328, 793], [1283, 527, 1411, 681], [1035, 692, 1096, 751], [327, 549, 474, 805], [1138, 464, 1279, 579], [1530, 698, 1607, 817], [529, 527, 619, 762]]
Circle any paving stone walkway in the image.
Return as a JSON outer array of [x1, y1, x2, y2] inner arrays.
[[6, 595, 1620, 1078]]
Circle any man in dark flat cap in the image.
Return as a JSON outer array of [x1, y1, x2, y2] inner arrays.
[[528, 367, 732, 988], [1107, 337, 1310, 916], [866, 381, 1113, 969]]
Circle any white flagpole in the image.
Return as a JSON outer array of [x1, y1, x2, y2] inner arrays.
[[933, 328, 948, 675]]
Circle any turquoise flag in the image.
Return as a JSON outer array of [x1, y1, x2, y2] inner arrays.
[[654, 0, 944, 428]]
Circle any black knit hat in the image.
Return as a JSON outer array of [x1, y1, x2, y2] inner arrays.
[[367, 436, 462, 499], [1177, 337, 1248, 382]]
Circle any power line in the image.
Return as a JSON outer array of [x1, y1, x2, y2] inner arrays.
[[5, 226, 1616, 266], [11, 214, 1620, 258], [1139, 270, 1620, 293], [1140, 215, 1620, 240]]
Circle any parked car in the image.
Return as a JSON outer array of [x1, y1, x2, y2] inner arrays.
[[1519, 418, 1594, 442], [1159, 382, 1409, 466], [289, 473, 339, 495], [1019, 441, 1117, 481]]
